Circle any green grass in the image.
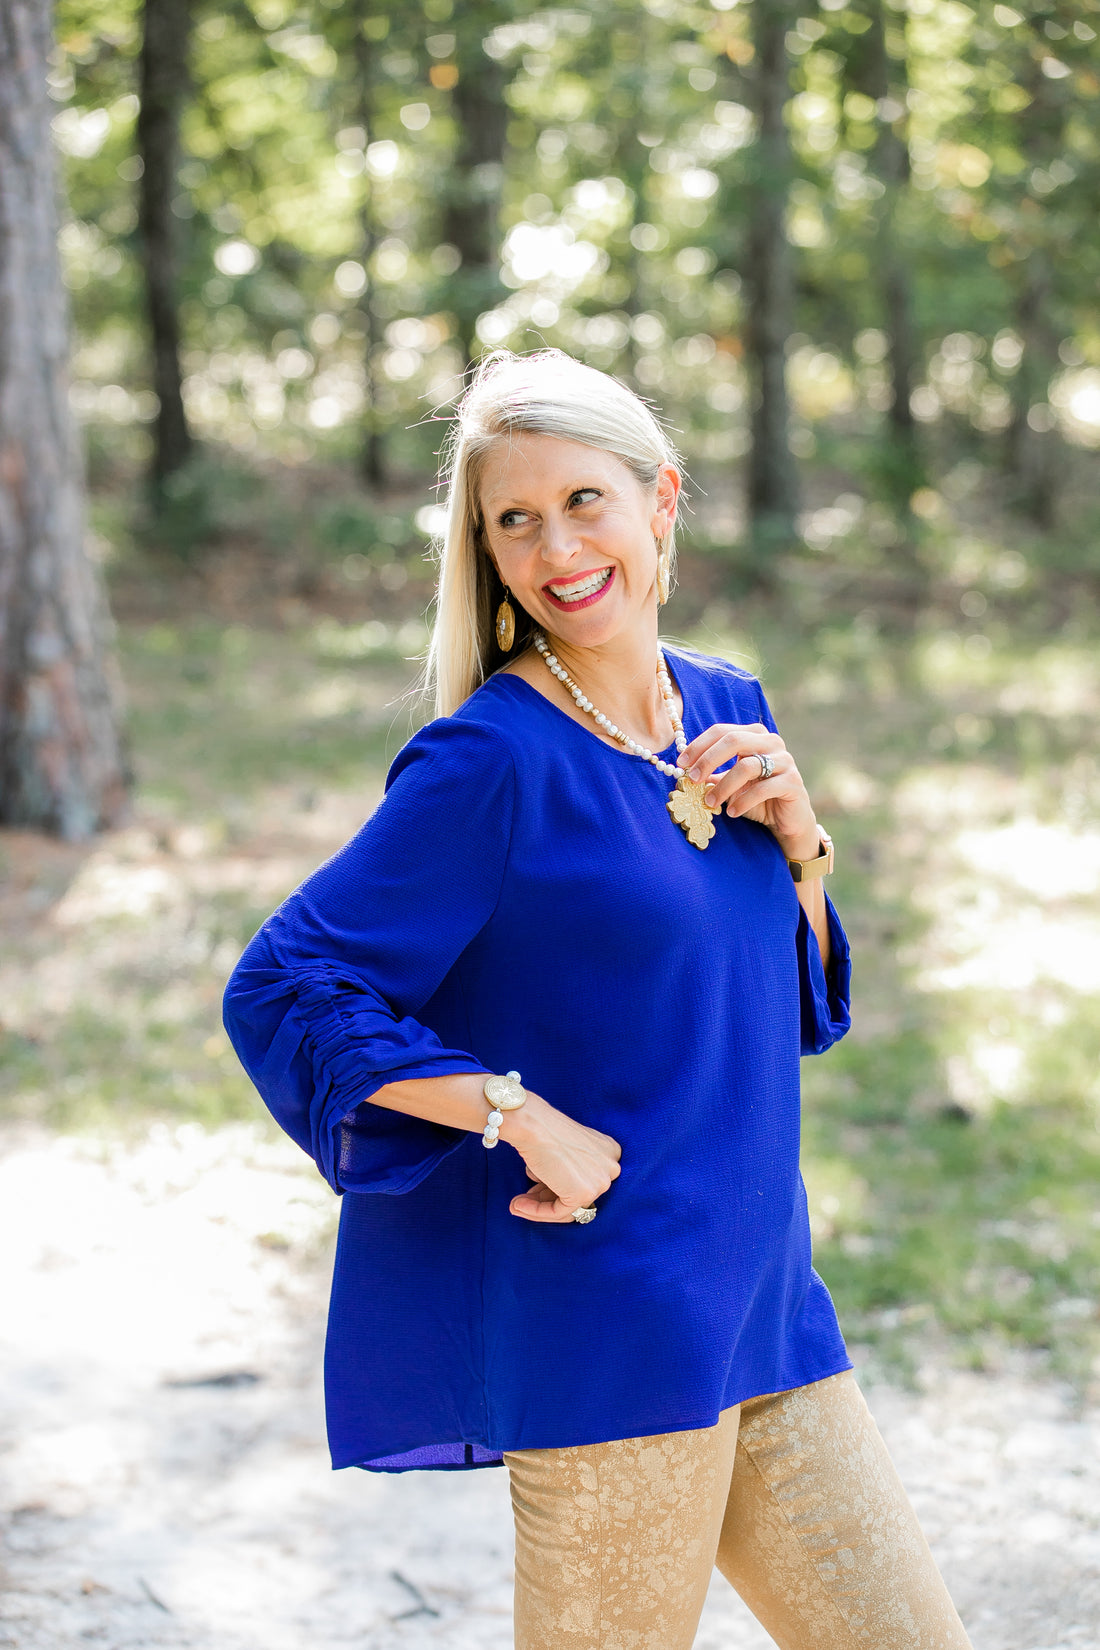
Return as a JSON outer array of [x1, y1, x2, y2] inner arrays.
[[122, 617, 425, 808], [691, 584, 1100, 1388], [2, 508, 1098, 1389]]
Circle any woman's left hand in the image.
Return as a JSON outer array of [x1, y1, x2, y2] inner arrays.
[[678, 721, 820, 860]]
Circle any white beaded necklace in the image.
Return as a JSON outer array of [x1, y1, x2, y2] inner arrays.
[[532, 630, 720, 850]]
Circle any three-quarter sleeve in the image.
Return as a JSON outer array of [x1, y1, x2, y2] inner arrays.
[[750, 676, 852, 1056], [795, 895, 851, 1054], [222, 717, 516, 1195]]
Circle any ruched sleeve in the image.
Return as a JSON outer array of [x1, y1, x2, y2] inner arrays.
[[222, 717, 516, 1195], [750, 677, 852, 1057]]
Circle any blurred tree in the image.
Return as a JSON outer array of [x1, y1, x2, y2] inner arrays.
[[846, 0, 922, 504], [995, 14, 1074, 527], [46, 0, 1100, 554], [137, 0, 194, 489], [594, 1, 661, 385], [0, 0, 128, 836], [443, 0, 511, 365], [744, 0, 800, 548], [344, 0, 387, 488]]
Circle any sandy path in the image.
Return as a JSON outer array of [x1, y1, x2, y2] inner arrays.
[[1, 1125, 1097, 1650]]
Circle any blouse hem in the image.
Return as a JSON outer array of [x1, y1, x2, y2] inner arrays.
[[336, 1350, 856, 1473]]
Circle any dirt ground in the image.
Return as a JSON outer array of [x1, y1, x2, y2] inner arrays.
[[1, 1122, 1098, 1650]]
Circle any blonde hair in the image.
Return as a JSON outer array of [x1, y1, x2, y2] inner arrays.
[[426, 348, 684, 718]]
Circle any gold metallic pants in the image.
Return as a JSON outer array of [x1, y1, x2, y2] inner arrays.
[[505, 1371, 972, 1650]]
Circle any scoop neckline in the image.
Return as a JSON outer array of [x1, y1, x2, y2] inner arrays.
[[487, 647, 692, 765]]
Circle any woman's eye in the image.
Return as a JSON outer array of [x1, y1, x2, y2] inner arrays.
[[571, 489, 601, 508], [499, 510, 528, 529]]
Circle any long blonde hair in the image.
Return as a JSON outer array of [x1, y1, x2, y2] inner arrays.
[[426, 349, 684, 718]]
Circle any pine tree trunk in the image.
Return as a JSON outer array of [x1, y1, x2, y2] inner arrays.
[[604, 3, 655, 388], [1004, 51, 1063, 528], [864, 5, 918, 462], [443, 6, 509, 368], [137, 0, 193, 487], [848, 0, 923, 525], [744, 0, 799, 548], [0, 0, 129, 836], [352, 4, 385, 490], [1007, 255, 1059, 528]]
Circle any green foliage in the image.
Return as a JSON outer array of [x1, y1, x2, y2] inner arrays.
[[134, 451, 272, 557], [28, 0, 1100, 1383], [51, 0, 1100, 532], [720, 589, 1100, 1386]]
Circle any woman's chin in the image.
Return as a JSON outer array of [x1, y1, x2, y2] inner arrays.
[[536, 599, 641, 648]]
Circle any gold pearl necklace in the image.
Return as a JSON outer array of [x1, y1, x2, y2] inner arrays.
[[533, 631, 719, 850]]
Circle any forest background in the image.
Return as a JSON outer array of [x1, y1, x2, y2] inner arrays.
[[2, 0, 1100, 1415]]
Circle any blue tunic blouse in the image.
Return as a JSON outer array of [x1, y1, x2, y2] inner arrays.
[[223, 647, 853, 1472]]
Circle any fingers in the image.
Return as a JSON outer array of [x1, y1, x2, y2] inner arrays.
[[702, 750, 795, 816], [717, 773, 796, 820], [679, 720, 769, 772], [679, 723, 782, 787], [509, 1182, 584, 1224], [510, 1195, 575, 1223], [509, 1165, 618, 1223]]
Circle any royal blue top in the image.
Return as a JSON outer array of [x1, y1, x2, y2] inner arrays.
[[222, 647, 853, 1472]]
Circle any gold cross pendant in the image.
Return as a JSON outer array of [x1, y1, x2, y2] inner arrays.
[[666, 773, 719, 850]]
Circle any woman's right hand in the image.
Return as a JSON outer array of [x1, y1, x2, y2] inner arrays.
[[501, 1091, 621, 1223]]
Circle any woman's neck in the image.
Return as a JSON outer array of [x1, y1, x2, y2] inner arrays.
[[541, 623, 677, 752]]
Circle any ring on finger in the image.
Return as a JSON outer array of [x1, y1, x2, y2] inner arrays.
[[754, 752, 775, 781]]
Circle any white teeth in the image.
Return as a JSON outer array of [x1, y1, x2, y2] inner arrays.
[[549, 568, 611, 602]]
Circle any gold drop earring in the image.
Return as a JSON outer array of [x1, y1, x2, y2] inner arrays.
[[655, 537, 671, 607], [495, 584, 516, 651]]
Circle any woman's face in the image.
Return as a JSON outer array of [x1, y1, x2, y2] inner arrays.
[[478, 432, 680, 649]]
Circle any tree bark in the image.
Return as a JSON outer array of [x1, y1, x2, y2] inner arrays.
[[137, 0, 193, 487], [0, 0, 129, 836], [442, 4, 509, 368], [744, 0, 799, 547], [1004, 53, 1064, 528], [605, 3, 660, 388], [859, 4, 918, 457], [351, 4, 385, 490], [1007, 251, 1059, 527]]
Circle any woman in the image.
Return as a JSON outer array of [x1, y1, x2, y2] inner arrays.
[[223, 349, 972, 1649]]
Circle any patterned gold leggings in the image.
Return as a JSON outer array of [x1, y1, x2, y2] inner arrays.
[[505, 1370, 973, 1650]]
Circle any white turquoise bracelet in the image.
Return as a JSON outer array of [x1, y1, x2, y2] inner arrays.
[[482, 1071, 525, 1148]]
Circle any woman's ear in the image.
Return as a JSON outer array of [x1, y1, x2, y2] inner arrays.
[[651, 463, 682, 539]]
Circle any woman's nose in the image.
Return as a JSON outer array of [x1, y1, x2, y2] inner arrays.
[[539, 514, 582, 561]]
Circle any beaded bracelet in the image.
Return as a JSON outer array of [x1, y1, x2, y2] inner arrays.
[[482, 1070, 525, 1148]]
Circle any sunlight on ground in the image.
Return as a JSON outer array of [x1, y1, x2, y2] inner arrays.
[[912, 815, 1100, 996], [3, 621, 1100, 1644], [2, 1123, 1097, 1649], [890, 772, 1100, 1112]]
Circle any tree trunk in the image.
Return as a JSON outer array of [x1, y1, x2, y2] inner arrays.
[[861, 4, 919, 460], [1004, 52, 1063, 528], [137, 0, 193, 488], [442, 5, 509, 368], [352, 5, 385, 490], [0, 0, 129, 836], [744, 0, 799, 548], [608, 4, 667, 388], [1007, 252, 1059, 528]]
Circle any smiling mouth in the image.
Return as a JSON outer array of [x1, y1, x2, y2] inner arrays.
[[543, 567, 615, 609]]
